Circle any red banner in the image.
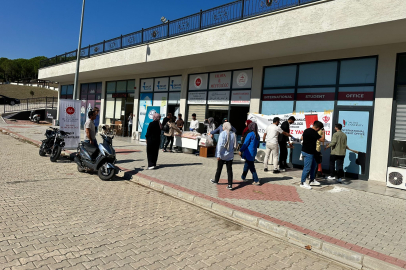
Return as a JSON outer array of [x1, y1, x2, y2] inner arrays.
[[262, 94, 294, 101], [305, 114, 319, 128], [112, 93, 128, 98], [338, 92, 374, 100], [296, 93, 335, 101]]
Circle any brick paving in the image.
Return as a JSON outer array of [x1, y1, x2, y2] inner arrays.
[[2, 123, 406, 268], [0, 132, 351, 270]]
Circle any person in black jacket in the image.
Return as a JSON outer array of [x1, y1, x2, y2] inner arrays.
[[160, 113, 172, 149], [278, 116, 295, 171], [146, 113, 162, 170]]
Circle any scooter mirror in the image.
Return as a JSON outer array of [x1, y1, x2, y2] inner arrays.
[[102, 126, 107, 130]]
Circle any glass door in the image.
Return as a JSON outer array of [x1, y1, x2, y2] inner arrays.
[[334, 107, 373, 180]]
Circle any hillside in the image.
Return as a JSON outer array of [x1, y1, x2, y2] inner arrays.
[[0, 84, 58, 99]]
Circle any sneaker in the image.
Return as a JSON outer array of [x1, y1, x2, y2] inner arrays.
[[300, 182, 312, 190], [162, 149, 167, 152], [252, 181, 260, 186], [147, 166, 155, 170], [241, 158, 246, 161], [336, 178, 343, 183], [227, 185, 233, 190], [327, 176, 335, 180], [264, 168, 268, 172], [280, 168, 286, 172], [273, 170, 280, 174], [310, 180, 321, 186], [210, 179, 218, 184]]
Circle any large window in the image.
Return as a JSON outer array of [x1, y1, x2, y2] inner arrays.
[[60, 85, 73, 99], [80, 82, 102, 129], [261, 57, 377, 115]]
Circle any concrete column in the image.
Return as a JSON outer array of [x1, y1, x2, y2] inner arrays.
[[250, 64, 263, 114], [180, 71, 189, 118], [368, 51, 397, 182], [99, 80, 106, 126]]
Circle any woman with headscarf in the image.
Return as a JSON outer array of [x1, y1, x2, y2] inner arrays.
[[204, 117, 216, 134], [145, 113, 162, 170], [209, 118, 237, 137], [239, 122, 260, 185], [240, 119, 253, 161], [210, 122, 237, 190]]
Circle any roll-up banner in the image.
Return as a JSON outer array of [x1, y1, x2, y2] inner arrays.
[[59, 99, 81, 149], [140, 106, 160, 142]]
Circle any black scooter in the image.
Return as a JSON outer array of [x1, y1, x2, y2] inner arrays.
[[74, 126, 120, 180], [39, 127, 72, 162], [39, 127, 57, 156]]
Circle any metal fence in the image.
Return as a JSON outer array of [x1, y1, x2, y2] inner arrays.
[[3, 97, 57, 113], [40, 0, 324, 68]]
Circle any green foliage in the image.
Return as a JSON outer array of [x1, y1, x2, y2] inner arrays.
[[0, 56, 47, 82], [30, 90, 35, 97]]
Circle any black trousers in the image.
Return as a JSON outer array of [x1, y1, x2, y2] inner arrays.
[[330, 155, 345, 178], [164, 136, 174, 151], [147, 143, 160, 167], [215, 159, 233, 185], [279, 142, 288, 168]]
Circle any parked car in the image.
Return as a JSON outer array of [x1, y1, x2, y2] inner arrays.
[[0, 95, 20, 106]]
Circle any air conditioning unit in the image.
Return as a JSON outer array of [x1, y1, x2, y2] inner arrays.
[[387, 167, 406, 190]]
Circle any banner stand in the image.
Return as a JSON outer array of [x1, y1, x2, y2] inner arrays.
[[59, 99, 81, 150]]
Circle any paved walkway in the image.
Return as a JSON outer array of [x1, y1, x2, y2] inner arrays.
[[0, 132, 351, 270], [2, 123, 406, 269]]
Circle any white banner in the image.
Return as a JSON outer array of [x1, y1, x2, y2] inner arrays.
[[59, 99, 81, 149], [248, 112, 333, 142]]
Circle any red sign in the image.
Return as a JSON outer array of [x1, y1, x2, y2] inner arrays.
[[112, 93, 128, 98], [338, 92, 374, 100], [305, 114, 318, 128], [322, 115, 330, 123], [66, 107, 75, 115], [297, 93, 335, 101], [195, 78, 202, 87], [262, 94, 294, 101]]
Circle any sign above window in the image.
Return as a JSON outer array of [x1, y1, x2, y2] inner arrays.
[[112, 93, 128, 98], [209, 71, 232, 90], [208, 91, 230, 104], [231, 90, 250, 104], [169, 76, 182, 91], [188, 91, 207, 104], [232, 70, 252, 89], [189, 74, 208, 90], [154, 77, 169, 92], [140, 79, 154, 92]]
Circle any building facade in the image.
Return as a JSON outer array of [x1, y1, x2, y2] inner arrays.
[[38, 0, 406, 182]]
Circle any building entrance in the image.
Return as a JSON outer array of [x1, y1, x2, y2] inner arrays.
[[229, 106, 249, 135]]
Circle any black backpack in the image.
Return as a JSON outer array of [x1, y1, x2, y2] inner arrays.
[[163, 123, 170, 133]]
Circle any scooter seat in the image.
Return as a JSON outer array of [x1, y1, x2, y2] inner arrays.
[[83, 142, 99, 156]]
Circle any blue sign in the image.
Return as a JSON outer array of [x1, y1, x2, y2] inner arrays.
[[140, 106, 160, 141], [338, 111, 370, 175]]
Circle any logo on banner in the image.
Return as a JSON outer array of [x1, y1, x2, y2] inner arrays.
[[66, 107, 75, 115], [194, 77, 202, 88], [236, 72, 248, 87], [322, 115, 330, 123], [143, 82, 152, 91], [148, 109, 157, 120], [343, 120, 346, 127], [170, 80, 181, 90]]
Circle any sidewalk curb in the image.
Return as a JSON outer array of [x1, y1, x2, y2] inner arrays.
[[131, 174, 405, 270]]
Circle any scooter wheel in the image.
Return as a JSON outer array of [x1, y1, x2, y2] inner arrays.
[[39, 142, 46, 156], [98, 164, 115, 181], [50, 146, 61, 162], [77, 164, 85, 173]]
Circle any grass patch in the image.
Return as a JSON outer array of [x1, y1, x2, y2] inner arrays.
[[0, 84, 58, 99]]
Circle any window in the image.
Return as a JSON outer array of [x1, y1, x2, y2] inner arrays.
[[80, 82, 102, 129], [340, 58, 377, 84], [298, 62, 337, 86], [60, 84, 73, 99], [263, 65, 296, 88], [261, 101, 294, 115]]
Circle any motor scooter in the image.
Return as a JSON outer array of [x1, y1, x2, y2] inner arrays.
[[29, 110, 40, 124]]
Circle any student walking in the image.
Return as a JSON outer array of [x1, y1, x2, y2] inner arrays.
[[145, 113, 162, 170], [163, 117, 182, 152], [204, 117, 216, 134], [240, 119, 252, 162], [325, 124, 347, 183], [189, 113, 199, 131], [128, 113, 133, 137], [300, 121, 325, 190], [263, 117, 292, 173], [210, 122, 237, 190], [239, 122, 261, 185], [278, 116, 295, 170]]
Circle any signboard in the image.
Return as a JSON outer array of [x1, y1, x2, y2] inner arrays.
[[154, 77, 169, 91], [112, 93, 128, 98], [296, 88, 335, 101], [59, 99, 81, 149], [153, 92, 168, 119], [248, 112, 333, 142], [209, 71, 232, 89], [208, 91, 230, 105], [138, 93, 153, 132], [170, 76, 182, 91], [262, 93, 294, 101], [140, 106, 160, 141], [232, 70, 252, 89], [231, 90, 250, 104], [188, 91, 207, 104], [189, 74, 208, 90], [140, 78, 154, 92]]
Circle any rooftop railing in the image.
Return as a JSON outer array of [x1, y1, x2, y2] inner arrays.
[[40, 0, 323, 69]]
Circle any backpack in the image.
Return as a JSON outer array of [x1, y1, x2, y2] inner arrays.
[[163, 123, 170, 133]]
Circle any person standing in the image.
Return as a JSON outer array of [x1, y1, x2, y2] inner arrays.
[[239, 122, 261, 185], [278, 116, 295, 171], [189, 113, 199, 131], [160, 113, 172, 149], [93, 107, 100, 134], [84, 110, 97, 147], [300, 121, 325, 190], [163, 117, 182, 152], [204, 117, 216, 134], [145, 113, 162, 170], [176, 114, 184, 131], [128, 113, 133, 137], [209, 118, 237, 136], [210, 122, 237, 190], [240, 119, 252, 162], [263, 117, 292, 173], [325, 124, 347, 183]]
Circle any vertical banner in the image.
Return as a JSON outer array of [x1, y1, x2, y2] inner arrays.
[[305, 115, 318, 128], [140, 106, 160, 141], [138, 93, 153, 132], [59, 99, 81, 149]]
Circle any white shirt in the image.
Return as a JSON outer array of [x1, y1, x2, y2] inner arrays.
[[128, 116, 133, 125], [190, 119, 199, 130], [265, 124, 283, 144]]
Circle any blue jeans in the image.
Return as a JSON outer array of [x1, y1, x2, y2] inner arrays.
[[159, 131, 166, 149], [301, 151, 317, 184], [242, 160, 259, 183]]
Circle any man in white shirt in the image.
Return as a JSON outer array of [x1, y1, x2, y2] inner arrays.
[[263, 117, 292, 173], [189, 113, 199, 131]]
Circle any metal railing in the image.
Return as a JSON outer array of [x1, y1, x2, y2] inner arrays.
[[3, 97, 57, 113], [40, 0, 323, 68]]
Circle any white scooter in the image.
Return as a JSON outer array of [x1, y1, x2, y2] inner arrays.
[[29, 110, 40, 124]]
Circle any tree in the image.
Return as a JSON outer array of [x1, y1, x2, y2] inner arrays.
[[0, 56, 47, 81], [30, 90, 35, 97]]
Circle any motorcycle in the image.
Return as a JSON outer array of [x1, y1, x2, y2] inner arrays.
[[29, 110, 40, 124], [48, 128, 72, 162], [39, 127, 57, 156], [74, 126, 120, 181]]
